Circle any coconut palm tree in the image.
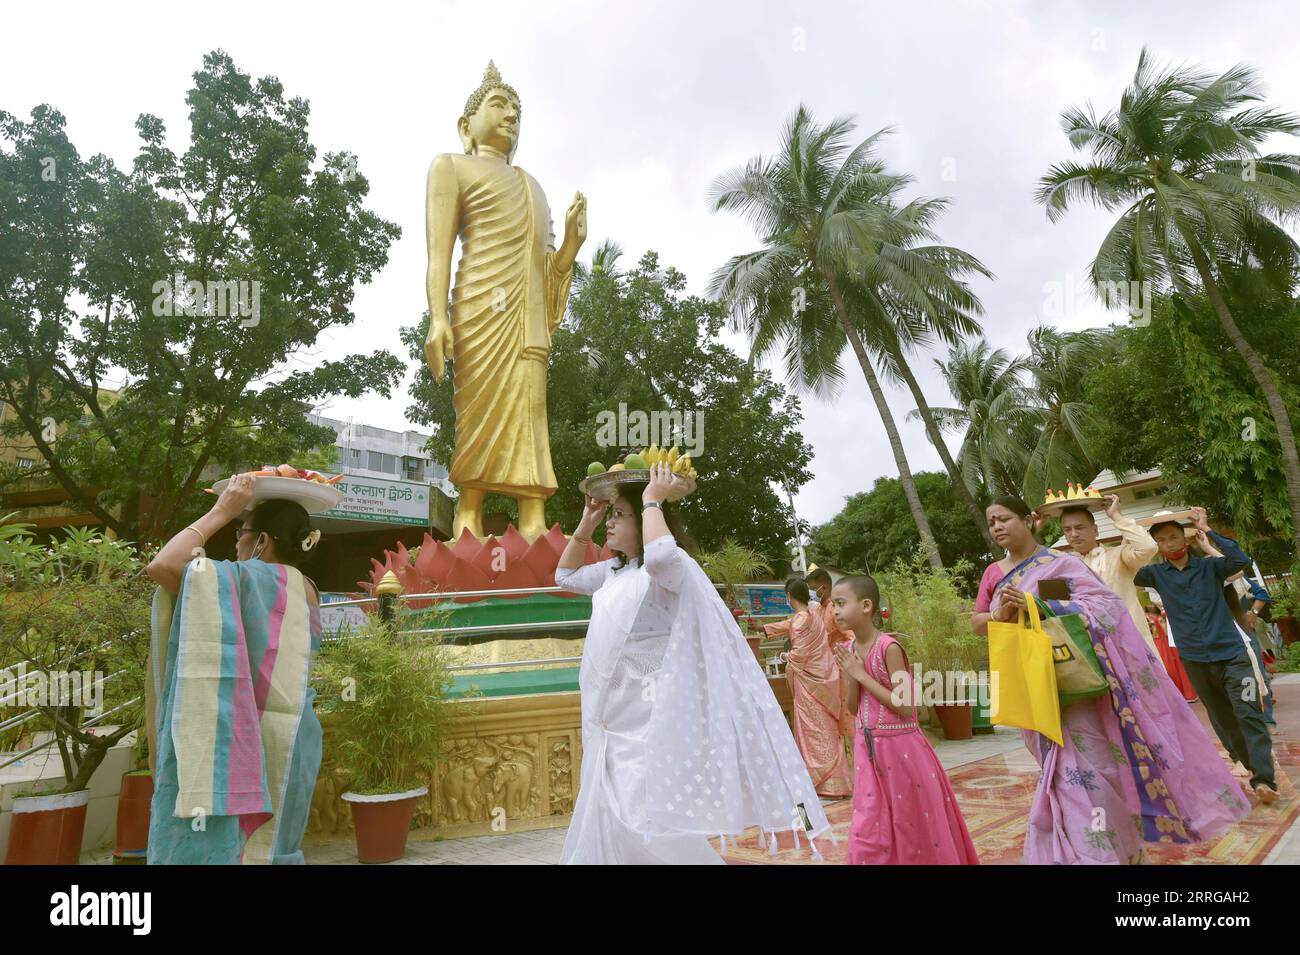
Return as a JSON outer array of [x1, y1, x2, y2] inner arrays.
[[1020, 326, 1108, 503], [915, 339, 1037, 498], [697, 539, 773, 612], [708, 108, 993, 567], [841, 222, 999, 551], [1038, 47, 1300, 556], [570, 239, 625, 376], [572, 238, 624, 292]]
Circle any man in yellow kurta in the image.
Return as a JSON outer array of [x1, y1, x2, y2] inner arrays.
[[424, 62, 587, 541], [1059, 494, 1161, 659]]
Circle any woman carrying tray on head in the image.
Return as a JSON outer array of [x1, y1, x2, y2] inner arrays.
[[973, 495, 1249, 865], [144, 470, 334, 864], [554, 461, 830, 864]]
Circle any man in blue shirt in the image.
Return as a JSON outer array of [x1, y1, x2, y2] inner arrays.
[[1135, 507, 1276, 802]]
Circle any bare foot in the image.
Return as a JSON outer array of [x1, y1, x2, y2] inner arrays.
[[1232, 762, 1251, 778], [1255, 784, 1279, 805]]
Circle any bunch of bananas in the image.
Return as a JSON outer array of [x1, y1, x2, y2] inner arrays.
[[643, 445, 697, 479]]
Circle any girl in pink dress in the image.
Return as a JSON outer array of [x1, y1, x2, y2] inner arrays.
[[830, 574, 980, 865]]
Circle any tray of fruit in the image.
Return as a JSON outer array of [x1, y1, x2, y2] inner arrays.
[[205, 464, 346, 513], [1033, 482, 1108, 518], [579, 446, 698, 503]]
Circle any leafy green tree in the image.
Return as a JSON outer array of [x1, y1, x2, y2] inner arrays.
[[808, 471, 993, 584], [1085, 287, 1300, 568], [0, 51, 402, 543], [402, 250, 813, 564], [1039, 47, 1300, 557], [0, 524, 153, 792]]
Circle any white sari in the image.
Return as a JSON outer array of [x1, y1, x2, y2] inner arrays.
[[557, 536, 830, 864]]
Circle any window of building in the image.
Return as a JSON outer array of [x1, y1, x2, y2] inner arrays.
[[366, 451, 399, 473], [17, 457, 35, 469]]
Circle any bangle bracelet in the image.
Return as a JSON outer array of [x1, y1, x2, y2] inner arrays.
[[573, 535, 591, 546], [185, 525, 206, 547], [642, 501, 662, 511]]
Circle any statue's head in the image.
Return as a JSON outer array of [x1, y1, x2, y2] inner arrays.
[[460, 60, 522, 161]]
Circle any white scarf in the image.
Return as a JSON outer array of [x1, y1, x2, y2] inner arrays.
[[585, 548, 831, 847]]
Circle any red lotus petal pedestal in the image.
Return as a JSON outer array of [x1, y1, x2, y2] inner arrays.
[[358, 524, 606, 603]]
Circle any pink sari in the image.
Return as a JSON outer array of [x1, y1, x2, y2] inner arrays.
[[990, 548, 1250, 864], [765, 610, 852, 797]]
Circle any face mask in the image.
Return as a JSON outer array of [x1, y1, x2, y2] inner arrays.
[[1166, 546, 1189, 562]]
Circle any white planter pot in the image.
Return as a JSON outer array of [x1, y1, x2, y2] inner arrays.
[[341, 787, 428, 804]]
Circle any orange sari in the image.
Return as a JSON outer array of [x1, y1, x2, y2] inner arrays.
[[766, 609, 853, 797]]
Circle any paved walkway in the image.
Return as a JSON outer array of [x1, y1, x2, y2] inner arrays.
[[85, 674, 1300, 865]]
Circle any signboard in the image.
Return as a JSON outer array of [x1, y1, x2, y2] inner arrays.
[[319, 476, 430, 526], [319, 593, 371, 635], [747, 585, 793, 616]]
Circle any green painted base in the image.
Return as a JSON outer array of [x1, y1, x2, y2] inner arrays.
[[409, 593, 592, 645], [450, 666, 580, 699]]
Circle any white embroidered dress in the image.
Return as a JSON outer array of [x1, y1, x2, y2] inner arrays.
[[556, 536, 829, 865]]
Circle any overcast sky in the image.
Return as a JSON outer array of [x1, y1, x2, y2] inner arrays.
[[4, 0, 1298, 527]]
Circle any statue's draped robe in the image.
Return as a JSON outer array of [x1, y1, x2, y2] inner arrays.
[[451, 160, 572, 499]]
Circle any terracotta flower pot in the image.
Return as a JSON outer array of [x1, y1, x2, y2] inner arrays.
[[1278, 617, 1299, 647], [114, 771, 153, 859], [931, 702, 974, 741], [342, 787, 428, 863], [4, 790, 90, 866]]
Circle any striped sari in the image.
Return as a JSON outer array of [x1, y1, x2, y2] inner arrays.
[[146, 558, 321, 864]]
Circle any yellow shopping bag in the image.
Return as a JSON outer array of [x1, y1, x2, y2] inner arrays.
[[987, 591, 1063, 746]]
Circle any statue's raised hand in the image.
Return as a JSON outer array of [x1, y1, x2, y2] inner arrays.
[[565, 192, 587, 245], [424, 315, 455, 383]]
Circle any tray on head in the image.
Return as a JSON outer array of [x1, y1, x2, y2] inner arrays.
[[579, 469, 696, 503], [1035, 495, 1107, 518], [209, 475, 344, 513]]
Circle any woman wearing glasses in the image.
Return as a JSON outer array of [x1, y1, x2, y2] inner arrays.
[[555, 463, 830, 864], [144, 472, 329, 864]]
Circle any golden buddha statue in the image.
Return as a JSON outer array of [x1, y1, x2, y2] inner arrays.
[[424, 61, 587, 542]]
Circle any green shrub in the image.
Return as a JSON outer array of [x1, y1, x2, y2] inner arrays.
[[313, 611, 454, 795], [0, 519, 151, 792], [876, 549, 987, 695]]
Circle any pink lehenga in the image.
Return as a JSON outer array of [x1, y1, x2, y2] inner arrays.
[[765, 610, 852, 797], [846, 633, 979, 865]]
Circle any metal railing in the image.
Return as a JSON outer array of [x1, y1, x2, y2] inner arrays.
[[320, 582, 791, 645], [0, 696, 140, 772]]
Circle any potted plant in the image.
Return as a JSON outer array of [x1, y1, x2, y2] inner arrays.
[[698, 540, 773, 664], [314, 612, 453, 863], [877, 551, 988, 741], [1, 521, 151, 865], [1270, 567, 1300, 647], [113, 732, 152, 863]]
